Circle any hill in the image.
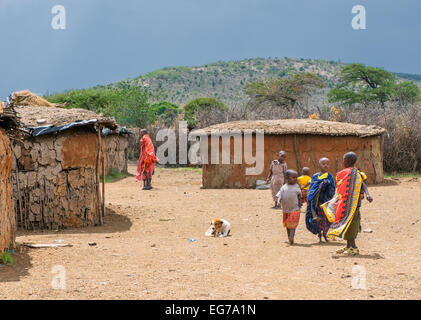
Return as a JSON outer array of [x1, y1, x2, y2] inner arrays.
[[102, 57, 421, 107]]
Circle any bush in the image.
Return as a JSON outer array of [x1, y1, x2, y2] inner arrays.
[[46, 88, 182, 129], [150, 101, 179, 127], [338, 104, 421, 173], [100, 88, 155, 128], [183, 97, 228, 129], [45, 88, 117, 112], [1, 251, 14, 265]]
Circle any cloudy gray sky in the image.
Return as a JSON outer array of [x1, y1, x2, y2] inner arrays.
[[0, 0, 420, 99]]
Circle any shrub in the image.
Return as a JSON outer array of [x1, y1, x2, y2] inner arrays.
[[183, 97, 228, 129], [150, 101, 179, 127], [1, 251, 14, 265], [341, 104, 421, 173]]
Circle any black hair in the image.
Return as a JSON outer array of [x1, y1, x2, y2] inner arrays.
[[285, 169, 298, 178], [343, 152, 357, 166]]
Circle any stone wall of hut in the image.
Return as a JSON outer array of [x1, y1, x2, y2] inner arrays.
[[127, 128, 141, 160], [103, 134, 128, 175], [11, 128, 104, 230], [0, 128, 16, 250]]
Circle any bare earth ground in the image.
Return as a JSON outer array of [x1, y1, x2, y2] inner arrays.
[[1, 164, 421, 300]]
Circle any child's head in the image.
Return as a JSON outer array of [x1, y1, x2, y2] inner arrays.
[[343, 152, 357, 168], [285, 169, 298, 185], [318, 157, 330, 173], [278, 150, 286, 162], [302, 167, 310, 176]]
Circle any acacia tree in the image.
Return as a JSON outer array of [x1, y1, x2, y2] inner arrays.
[[244, 72, 325, 117], [327, 63, 420, 108]]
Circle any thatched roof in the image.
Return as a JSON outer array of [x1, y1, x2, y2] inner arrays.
[[7, 90, 117, 136], [10, 90, 55, 108], [14, 105, 116, 129], [196, 119, 386, 137]]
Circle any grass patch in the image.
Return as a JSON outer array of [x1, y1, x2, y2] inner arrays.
[[155, 166, 201, 171], [153, 166, 202, 175], [1, 251, 14, 265], [384, 172, 421, 179], [102, 168, 134, 183], [174, 167, 201, 172]]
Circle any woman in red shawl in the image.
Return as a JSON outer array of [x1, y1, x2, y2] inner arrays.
[[136, 129, 159, 190]]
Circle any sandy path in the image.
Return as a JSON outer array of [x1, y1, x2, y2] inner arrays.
[[1, 164, 421, 299]]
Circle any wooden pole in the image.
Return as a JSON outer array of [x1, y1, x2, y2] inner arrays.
[[293, 134, 301, 174], [99, 127, 105, 225], [15, 164, 23, 229], [95, 126, 102, 225]]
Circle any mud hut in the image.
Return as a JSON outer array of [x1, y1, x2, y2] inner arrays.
[[0, 101, 18, 250], [198, 119, 386, 188], [9, 94, 117, 230], [102, 127, 130, 176]]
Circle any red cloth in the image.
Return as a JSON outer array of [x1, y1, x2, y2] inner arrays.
[[322, 167, 364, 239], [334, 167, 362, 223], [283, 210, 301, 229], [301, 189, 308, 203], [136, 134, 159, 181]]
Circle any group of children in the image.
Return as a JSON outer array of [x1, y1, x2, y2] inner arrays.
[[266, 150, 373, 255]]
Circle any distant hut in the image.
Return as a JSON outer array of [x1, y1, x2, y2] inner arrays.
[[102, 127, 130, 175], [198, 119, 386, 188], [0, 101, 18, 250], [8, 91, 117, 230]]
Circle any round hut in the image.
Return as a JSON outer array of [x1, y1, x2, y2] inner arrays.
[[198, 119, 386, 188], [8, 92, 117, 230], [0, 101, 18, 250]]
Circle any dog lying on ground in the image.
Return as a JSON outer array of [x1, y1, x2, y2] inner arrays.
[[205, 218, 231, 237]]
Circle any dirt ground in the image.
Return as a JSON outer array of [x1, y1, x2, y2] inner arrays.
[[1, 164, 421, 300]]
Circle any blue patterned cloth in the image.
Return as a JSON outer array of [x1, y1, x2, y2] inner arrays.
[[305, 172, 336, 235]]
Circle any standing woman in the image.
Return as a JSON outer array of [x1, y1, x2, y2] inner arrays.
[[266, 151, 287, 208], [136, 129, 159, 190]]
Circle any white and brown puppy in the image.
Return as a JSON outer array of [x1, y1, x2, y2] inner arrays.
[[205, 218, 231, 237]]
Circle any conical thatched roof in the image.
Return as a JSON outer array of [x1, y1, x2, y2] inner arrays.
[[196, 119, 386, 137]]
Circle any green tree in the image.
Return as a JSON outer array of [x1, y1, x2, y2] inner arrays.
[[46, 87, 157, 128], [102, 88, 155, 128], [183, 97, 228, 129], [150, 101, 179, 126], [45, 88, 118, 112], [327, 63, 420, 107]]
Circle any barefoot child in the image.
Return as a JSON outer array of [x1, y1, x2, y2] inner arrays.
[[298, 167, 311, 203], [305, 158, 336, 242], [276, 170, 302, 245], [322, 152, 373, 256], [267, 151, 287, 208]]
